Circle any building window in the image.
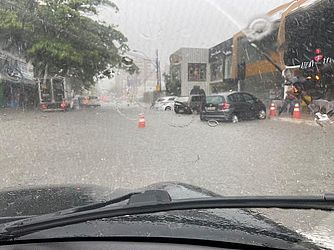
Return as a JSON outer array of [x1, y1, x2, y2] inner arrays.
[[224, 55, 232, 79], [188, 63, 206, 81], [210, 62, 223, 81]]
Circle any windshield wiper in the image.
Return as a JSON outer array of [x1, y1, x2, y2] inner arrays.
[[0, 190, 333, 241]]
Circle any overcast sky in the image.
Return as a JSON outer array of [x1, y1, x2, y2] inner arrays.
[[98, 0, 291, 67]]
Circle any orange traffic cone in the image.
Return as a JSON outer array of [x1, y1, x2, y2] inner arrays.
[[269, 102, 277, 117], [292, 103, 301, 119], [138, 113, 146, 128]]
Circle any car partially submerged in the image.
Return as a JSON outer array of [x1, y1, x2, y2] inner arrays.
[[152, 96, 177, 111], [174, 95, 205, 114], [201, 92, 267, 123]]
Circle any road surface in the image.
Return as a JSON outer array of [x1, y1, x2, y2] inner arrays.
[[0, 103, 333, 247]]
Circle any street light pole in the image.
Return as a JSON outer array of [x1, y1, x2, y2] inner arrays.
[[155, 49, 162, 92]]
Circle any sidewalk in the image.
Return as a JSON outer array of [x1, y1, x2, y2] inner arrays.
[[269, 112, 317, 127]]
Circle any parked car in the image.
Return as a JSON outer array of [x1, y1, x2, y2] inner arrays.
[[174, 96, 192, 114], [200, 91, 266, 122], [174, 95, 205, 114], [152, 96, 177, 111]]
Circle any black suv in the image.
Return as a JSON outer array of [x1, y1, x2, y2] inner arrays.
[[200, 92, 266, 122]]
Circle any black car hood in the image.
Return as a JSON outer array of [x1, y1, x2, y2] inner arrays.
[[0, 182, 323, 249]]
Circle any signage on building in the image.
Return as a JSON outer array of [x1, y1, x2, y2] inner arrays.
[[209, 39, 233, 63]]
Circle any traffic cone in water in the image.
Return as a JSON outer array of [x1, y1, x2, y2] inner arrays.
[[293, 103, 301, 119], [269, 102, 277, 117], [138, 113, 146, 128]]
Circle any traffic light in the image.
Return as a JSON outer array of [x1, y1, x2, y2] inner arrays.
[[314, 48, 323, 62], [237, 62, 246, 80]]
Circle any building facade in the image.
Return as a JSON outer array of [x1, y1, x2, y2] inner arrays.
[[209, 38, 235, 93], [0, 48, 35, 108], [170, 48, 209, 96], [170, 0, 334, 104]]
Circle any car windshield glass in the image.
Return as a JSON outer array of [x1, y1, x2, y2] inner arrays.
[[0, 0, 333, 248], [206, 96, 225, 104]]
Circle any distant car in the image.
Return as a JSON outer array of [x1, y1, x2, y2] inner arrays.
[[80, 96, 101, 108], [152, 96, 177, 111], [200, 91, 266, 123]]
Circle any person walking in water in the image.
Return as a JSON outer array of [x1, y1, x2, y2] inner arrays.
[[278, 85, 299, 116]]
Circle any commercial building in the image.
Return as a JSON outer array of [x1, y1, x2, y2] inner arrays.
[[0, 48, 35, 108], [169, 48, 209, 96], [208, 38, 234, 93], [169, 0, 333, 105]]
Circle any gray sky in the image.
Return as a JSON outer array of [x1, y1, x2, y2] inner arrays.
[[99, 0, 291, 67]]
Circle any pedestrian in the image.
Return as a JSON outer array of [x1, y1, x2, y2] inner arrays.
[[278, 85, 299, 116]]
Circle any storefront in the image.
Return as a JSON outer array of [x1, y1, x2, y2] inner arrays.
[[208, 39, 236, 93], [0, 51, 36, 108], [1, 78, 36, 109]]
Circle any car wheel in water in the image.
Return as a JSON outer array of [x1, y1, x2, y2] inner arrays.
[[165, 106, 172, 111], [232, 114, 239, 123], [258, 110, 266, 120]]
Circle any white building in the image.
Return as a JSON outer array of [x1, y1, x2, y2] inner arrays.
[[169, 48, 209, 96]]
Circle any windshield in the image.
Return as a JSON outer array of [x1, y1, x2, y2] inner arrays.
[[0, 0, 333, 248]]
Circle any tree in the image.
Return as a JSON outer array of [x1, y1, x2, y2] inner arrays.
[[163, 72, 181, 96], [0, 0, 138, 90]]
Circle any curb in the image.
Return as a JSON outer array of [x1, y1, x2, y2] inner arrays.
[[269, 117, 317, 127]]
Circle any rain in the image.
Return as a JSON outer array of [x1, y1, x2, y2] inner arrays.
[[0, 0, 333, 248]]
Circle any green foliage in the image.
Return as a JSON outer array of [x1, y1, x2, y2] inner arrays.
[[163, 72, 181, 96], [0, 0, 136, 89]]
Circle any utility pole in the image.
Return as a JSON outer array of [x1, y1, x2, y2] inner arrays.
[[155, 49, 162, 92]]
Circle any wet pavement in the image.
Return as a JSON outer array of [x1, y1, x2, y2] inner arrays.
[[0, 104, 333, 246]]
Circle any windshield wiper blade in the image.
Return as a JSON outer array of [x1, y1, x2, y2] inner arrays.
[[0, 191, 333, 241], [71, 192, 141, 213]]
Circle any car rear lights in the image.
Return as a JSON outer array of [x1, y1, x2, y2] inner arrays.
[[60, 102, 67, 109], [218, 102, 230, 110], [40, 104, 47, 109]]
